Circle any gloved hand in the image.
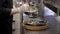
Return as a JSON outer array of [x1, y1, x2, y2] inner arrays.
[[17, 3, 30, 13], [11, 3, 30, 14]]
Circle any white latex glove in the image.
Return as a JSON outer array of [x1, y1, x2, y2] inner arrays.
[[11, 3, 30, 14], [22, 3, 29, 12], [17, 3, 30, 13]]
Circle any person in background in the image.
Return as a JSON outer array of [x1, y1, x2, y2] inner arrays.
[[0, 0, 29, 34]]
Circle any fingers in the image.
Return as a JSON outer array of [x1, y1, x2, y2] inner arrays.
[[20, 3, 30, 12], [12, 3, 30, 14]]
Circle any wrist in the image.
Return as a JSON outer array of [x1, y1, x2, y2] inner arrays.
[[11, 8, 18, 14]]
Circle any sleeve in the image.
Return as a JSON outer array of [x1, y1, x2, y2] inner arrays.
[[0, 0, 13, 16], [0, 7, 12, 16]]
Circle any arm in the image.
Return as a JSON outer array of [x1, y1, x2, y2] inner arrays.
[[0, 7, 12, 16], [0, 5, 29, 16]]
